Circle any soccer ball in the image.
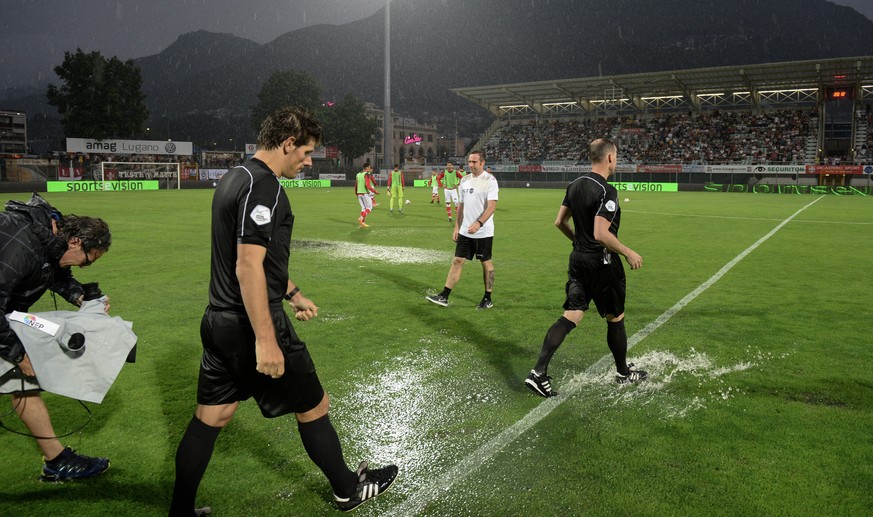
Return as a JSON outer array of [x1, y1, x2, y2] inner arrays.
[[405, 199, 411, 205], [624, 198, 630, 202]]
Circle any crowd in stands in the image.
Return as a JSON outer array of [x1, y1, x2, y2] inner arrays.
[[47, 151, 246, 169], [53, 152, 196, 168], [854, 110, 873, 164], [484, 117, 617, 162], [483, 109, 818, 165], [201, 152, 244, 168]]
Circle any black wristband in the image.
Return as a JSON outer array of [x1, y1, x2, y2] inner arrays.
[[284, 286, 300, 300], [477, 219, 484, 226]]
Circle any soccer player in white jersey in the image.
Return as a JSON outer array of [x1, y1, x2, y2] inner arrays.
[[426, 150, 498, 309]]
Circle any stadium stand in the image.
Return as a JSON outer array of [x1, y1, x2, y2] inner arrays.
[[482, 109, 817, 165]]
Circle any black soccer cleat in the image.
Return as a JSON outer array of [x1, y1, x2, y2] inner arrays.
[[525, 370, 557, 397], [475, 298, 493, 309], [616, 367, 648, 384], [334, 461, 399, 512]]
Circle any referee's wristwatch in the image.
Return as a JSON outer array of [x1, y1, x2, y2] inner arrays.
[[284, 286, 300, 301]]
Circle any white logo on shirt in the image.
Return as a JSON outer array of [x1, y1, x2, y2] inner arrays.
[[605, 200, 617, 212], [250, 205, 272, 226]]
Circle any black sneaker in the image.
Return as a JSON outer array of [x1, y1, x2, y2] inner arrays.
[[334, 461, 399, 512], [525, 370, 557, 397], [40, 447, 110, 481], [616, 367, 648, 384], [426, 294, 449, 306], [476, 299, 493, 309]]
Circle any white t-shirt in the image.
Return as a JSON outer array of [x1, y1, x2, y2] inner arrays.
[[458, 171, 499, 239]]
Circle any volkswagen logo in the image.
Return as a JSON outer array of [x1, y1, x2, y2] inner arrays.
[[165, 142, 177, 154]]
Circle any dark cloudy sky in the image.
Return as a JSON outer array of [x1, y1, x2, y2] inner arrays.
[[1, 0, 871, 94], [0, 0, 386, 92]]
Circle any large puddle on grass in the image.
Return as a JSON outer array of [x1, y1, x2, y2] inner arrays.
[[327, 341, 495, 503], [302, 345, 789, 514], [294, 239, 451, 264]]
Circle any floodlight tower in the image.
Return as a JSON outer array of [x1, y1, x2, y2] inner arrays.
[[383, 0, 393, 172]]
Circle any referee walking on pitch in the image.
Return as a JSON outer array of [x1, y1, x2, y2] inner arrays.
[[525, 138, 647, 398], [169, 106, 397, 515]]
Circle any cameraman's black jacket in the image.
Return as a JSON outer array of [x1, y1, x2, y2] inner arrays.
[[0, 193, 84, 364]]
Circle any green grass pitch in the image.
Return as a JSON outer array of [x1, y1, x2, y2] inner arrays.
[[1, 186, 871, 515]]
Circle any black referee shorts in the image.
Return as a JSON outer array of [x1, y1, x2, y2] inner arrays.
[[197, 306, 324, 418], [454, 234, 493, 262], [563, 250, 626, 318]]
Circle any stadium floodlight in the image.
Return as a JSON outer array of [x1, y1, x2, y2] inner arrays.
[[542, 102, 579, 107], [639, 95, 683, 101], [759, 88, 816, 95]]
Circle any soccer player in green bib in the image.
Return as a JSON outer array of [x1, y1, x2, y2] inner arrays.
[[428, 169, 440, 204], [388, 164, 405, 213], [355, 163, 378, 228], [437, 161, 465, 221]]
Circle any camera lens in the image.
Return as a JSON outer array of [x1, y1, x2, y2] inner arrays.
[[82, 282, 102, 301], [67, 333, 85, 351]]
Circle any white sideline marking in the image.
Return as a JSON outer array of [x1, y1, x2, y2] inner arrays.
[[627, 208, 872, 225], [388, 196, 824, 516]]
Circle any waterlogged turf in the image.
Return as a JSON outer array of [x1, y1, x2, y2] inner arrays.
[[1, 188, 871, 515]]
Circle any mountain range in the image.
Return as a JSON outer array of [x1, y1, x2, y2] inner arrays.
[[4, 0, 873, 148]]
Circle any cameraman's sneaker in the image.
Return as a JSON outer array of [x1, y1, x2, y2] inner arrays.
[[525, 370, 557, 397], [616, 367, 648, 384], [426, 294, 448, 306], [40, 447, 110, 481], [334, 461, 399, 512], [476, 298, 493, 309]]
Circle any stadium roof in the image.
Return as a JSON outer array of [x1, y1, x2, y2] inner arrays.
[[451, 56, 873, 117]]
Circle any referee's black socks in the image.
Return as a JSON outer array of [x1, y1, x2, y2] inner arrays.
[[298, 414, 358, 499], [534, 316, 576, 376], [607, 319, 630, 375], [170, 416, 222, 516]]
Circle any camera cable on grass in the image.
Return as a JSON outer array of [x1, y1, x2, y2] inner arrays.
[[0, 376, 94, 439]]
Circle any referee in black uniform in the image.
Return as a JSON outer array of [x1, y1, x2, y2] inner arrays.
[[169, 106, 397, 515], [525, 138, 648, 398]]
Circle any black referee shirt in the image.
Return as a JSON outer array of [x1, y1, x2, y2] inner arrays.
[[562, 172, 622, 253], [208, 158, 294, 310]]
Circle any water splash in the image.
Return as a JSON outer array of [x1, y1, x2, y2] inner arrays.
[[565, 347, 791, 419]]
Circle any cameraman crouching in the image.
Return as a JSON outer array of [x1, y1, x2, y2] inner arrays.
[[0, 193, 112, 481]]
